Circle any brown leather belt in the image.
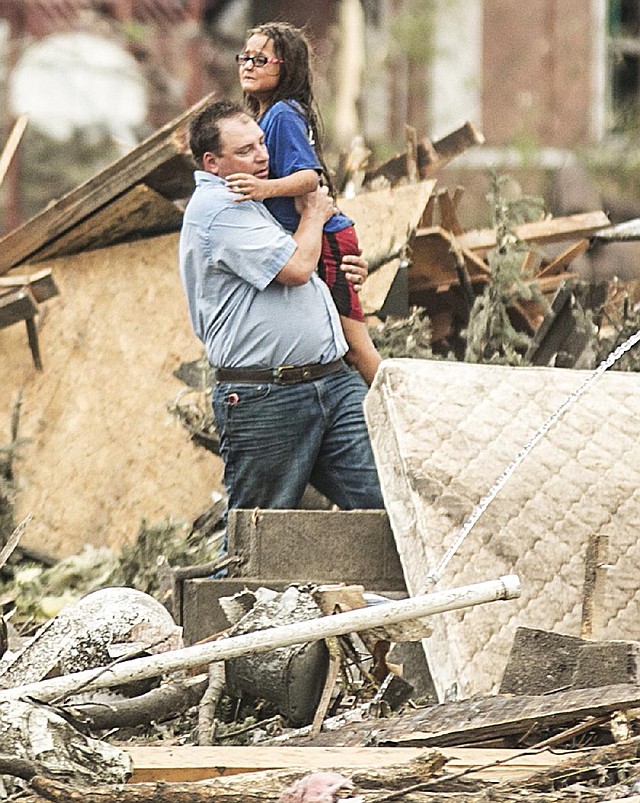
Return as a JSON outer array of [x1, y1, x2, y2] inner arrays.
[[213, 358, 344, 386]]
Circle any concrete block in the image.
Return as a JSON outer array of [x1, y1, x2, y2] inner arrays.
[[227, 509, 406, 590], [500, 627, 584, 695], [572, 640, 640, 688]]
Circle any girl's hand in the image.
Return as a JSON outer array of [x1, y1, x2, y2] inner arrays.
[[340, 253, 368, 292], [226, 173, 270, 201]]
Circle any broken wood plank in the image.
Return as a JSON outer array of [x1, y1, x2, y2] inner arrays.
[[377, 683, 640, 748], [0, 287, 38, 329], [0, 114, 28, 188], [32, 184, 184, 262], [0, 92, 215, 275], [338, 180, 436, 269], [437, 187, 465, 235], [363, 121, 485, 186], [409, 226, 491, 293], [535, 239, 590, 279], [0, 575, 520, 704], [0, 267, 59, 303], [125, 745, 580, 784], [30, 753, 446, 803], [454, 211, 611, 252]]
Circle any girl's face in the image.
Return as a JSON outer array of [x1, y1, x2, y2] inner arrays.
[[238, 34, 282, 106]]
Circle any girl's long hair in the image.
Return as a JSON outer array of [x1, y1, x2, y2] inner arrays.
[[243, 22, 334, 192]]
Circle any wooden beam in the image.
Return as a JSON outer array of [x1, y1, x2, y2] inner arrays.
[[125, 744, 583, 784], [453, 211, 610, 252], [0, 92, 216, 275], [363, 121, 485, 187], [0, 114, 28, 189], [0, 268, 59, 303], [0, 287, 38, 330], [377, 683, 640, 748]]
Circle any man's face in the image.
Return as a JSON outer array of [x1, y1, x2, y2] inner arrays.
[[203, 114, 269, 180]]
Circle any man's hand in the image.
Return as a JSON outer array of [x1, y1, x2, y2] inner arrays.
[[341, 253, 368, 292], [295, 185, 334, 224], [226, 173, 270, 201]]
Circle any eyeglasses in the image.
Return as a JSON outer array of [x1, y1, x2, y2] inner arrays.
[[235, 54, 284, 68]]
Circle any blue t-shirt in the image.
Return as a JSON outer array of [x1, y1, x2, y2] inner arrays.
[[259, 100, 353, 235]]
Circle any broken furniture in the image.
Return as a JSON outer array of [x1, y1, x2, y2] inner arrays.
[[0, 268, 59, 369]]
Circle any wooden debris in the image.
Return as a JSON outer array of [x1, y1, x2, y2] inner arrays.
[[455, 211, 611, 253], [0, 698, 131, 796], [370, 683, 640, 748], [0, 114, 28, 188], [0, 91, 216, 274], [124, 744, 588, 784], [363, 121, 485, 187], [26, 752, 446, 803]]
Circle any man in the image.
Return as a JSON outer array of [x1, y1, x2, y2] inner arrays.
[[179, 99, 383, 511]]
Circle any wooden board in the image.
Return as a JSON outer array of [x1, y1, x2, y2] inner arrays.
[[0, 287, 38, 330], [379, 683, 640, 747], [338, 180, 436, 269], [0, 92, 215, 274], [454, 211, 611, 253], [125, 744, 584, 784], [33, 185, 183, 262], [359, 257, 402, 315], [409, 226, 491, 292], [0, 268, 59, 303]]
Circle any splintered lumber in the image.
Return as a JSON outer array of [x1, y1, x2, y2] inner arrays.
[[125, 745, 588, 784], [409, 226, 491, 293], [126, 745, 437, 783], [0, 268, 59, 303], [375, 683, 640, 748], [456, 211, 611, 252], [363, 120, 485, 186], [32, 185, 184, 262], [0, 92, 216, 275], [29, 753, 446, 803], [338, 180, 436, 269], [0, 114, 28, 188], [0, 287, 38, 329], [0, 575, 520, 703]]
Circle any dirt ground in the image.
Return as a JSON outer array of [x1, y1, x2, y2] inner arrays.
[[0, 232, 223, 558]]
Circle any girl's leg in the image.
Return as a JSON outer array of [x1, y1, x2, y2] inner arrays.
[[340, 315, 382, 386]]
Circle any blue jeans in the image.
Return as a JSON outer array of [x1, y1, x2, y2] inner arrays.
[[212, 366, 384, 510]]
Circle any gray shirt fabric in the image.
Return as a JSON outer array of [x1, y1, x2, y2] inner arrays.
[[179, 171, 348, 369]]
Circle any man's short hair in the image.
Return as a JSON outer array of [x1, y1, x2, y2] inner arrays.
[[189, 100, 247, 167]]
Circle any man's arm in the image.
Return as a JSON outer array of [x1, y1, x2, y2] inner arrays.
[[275, 186, 334, 286]]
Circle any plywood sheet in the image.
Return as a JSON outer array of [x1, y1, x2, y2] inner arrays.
[[338, 180, 436, 268], [0, 233, 222, 558], [364, 359, 640, 701]]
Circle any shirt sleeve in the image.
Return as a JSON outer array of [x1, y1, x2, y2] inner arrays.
[[209, 201, 297, 291], [264, 102, 322, 179]]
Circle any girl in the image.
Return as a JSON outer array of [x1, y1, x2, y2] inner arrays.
[[226, 21, 382, 386]]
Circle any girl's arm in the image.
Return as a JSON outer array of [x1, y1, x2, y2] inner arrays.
[[226, 169, 318, 202]]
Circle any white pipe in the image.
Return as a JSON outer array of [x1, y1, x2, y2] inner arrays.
[[0, 575, 521, 703]]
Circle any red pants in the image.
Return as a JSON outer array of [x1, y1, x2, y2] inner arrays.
[[318, 225, 365, 323]]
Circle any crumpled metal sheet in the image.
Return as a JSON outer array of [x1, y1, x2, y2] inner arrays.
[[364, 358, 640, 701]]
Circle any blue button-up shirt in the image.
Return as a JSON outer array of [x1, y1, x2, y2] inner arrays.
[[179, 171, 347, 369]]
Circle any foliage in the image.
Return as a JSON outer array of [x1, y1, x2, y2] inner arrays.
[[369, 307, 434, 360], [595, 299, 640, 372], [388, 0, 437, 61], [464, 172, 547, 364]]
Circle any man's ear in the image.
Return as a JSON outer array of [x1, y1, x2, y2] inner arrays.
[[202, 151, 219, 174]]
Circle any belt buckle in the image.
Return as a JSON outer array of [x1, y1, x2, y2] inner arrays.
[[274, 365, 311, 385]]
